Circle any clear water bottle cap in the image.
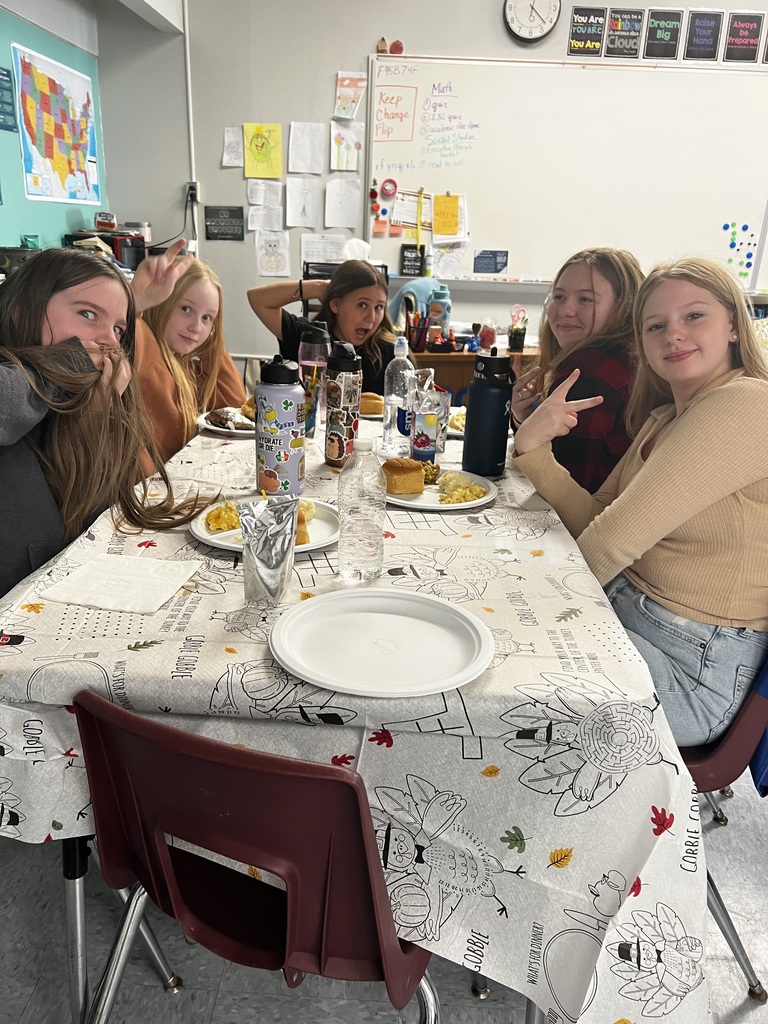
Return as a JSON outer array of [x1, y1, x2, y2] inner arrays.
[[353, 437, 374, 451], [394, 336, 409, 357]]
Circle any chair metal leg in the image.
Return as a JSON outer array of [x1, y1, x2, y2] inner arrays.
[[63, 837, 92, 1024], [702, 791, 728, 826], [720, 785, 734, 798], [89, 843, 182, 992], [416, 968, 441, 1024], [524, 998, 546, 1024], [707, 871, 767, 1002], [470, 971, 491, 998], [86, 883, 151, 1024]]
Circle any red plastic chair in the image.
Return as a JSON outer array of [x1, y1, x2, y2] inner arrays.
[[678, 681, 768, 1003], [73, 691, 439, 1024]]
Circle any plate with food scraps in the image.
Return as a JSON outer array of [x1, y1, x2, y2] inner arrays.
[[188, 498, 339, 554], [197, 409, 256, 438], [269, 591, 494, 698], [447, 406, 513, 440], [385, 469, 498, 511]]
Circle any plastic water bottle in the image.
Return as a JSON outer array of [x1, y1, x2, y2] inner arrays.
[[337, 438, 387, 581], [382, 336, 415, 456]]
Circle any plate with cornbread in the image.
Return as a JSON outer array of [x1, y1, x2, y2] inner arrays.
[[359, 391, 384, 420], [188, 498, 339, 554], [382, 457, 497, 511], [198, 395, 257, 438]]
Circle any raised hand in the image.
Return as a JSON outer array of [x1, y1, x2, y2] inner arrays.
[[131, 238, 195, 314], [513, 369, 603, 456], [511, 356, 542, 426]]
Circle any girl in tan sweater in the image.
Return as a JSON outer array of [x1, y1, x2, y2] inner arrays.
[[512, 257, 768, 745]]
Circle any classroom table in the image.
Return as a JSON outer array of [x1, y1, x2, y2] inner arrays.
[[412, 347, 539, 404], [0, 426, 711, 1024]]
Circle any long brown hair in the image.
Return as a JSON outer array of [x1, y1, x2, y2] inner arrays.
[[0, 248, 205, 542], [627, 256, 768, 433], [538, 248, 645, 393], [315, 260, 396, 374], [142, 259, 225, 444]]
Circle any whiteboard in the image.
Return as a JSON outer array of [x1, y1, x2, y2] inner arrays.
[[366, 55, 768, 290]]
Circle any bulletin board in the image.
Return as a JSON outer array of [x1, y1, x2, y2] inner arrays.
[[0, 9, 107, 250], [366, 55, 768, 289]]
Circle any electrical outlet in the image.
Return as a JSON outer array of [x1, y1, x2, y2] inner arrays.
[[186, 180, 201, 204]]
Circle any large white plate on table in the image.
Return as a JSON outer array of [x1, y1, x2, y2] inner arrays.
[[269, 591, 494, 697], [188, 499, 340, 554], [447, 406, 513, 440], [197, 412, 256, 439], [386, 471, 498, 511]]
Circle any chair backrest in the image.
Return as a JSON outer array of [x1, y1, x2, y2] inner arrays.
[[680, 658, 768, 794], [73, 690, 429, 1009]]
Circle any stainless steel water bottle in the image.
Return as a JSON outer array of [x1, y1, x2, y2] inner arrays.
[[461, 347, 513, 479], [255, 355, 305, 495]]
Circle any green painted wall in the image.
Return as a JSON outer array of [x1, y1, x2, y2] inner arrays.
[[0, 8, 107, 248]]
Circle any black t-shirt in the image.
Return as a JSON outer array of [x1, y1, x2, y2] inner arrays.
[[279, 310, 394, 394]]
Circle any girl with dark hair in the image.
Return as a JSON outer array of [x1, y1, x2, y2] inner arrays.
[[247, 259, 396, 393], [511, 248, 644, 492], [0, 243, 207, 598]]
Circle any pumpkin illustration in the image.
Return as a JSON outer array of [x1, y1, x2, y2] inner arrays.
[[389, 881, 431, 928]]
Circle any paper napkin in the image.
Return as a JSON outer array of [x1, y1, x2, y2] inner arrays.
[[43, 554, 203, 614]]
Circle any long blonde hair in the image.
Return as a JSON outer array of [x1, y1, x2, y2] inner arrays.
[[142, 260, 225, 444], [0, 248, 206, 542], [538, 248, 644, 393], [627, 256, 768, 433]]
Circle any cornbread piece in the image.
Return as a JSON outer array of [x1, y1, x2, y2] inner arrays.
[[448, 410, 466, 432], [382, 458, 425, 495], [296, 507, 310, 546], [360, 392, 384, 415], [299, 498, 315, 523], [205, 501, 240, 532], [240, 394, 255, 420]]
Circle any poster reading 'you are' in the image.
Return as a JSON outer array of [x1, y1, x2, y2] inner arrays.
[[568, 7, 607, 54]]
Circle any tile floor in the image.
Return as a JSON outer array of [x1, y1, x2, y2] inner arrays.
[[2, 771, 767, 1023]]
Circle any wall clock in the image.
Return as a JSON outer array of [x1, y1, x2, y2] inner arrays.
[[503, 0, 561, 42]]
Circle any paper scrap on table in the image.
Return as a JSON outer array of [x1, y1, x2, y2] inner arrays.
[[329, 121, 364, 172], [246, 180, 283, 206], [243, 123, 282, 179], [286, 177, 322, 228], [43, 554, 203, 615], [222, 126, 244, 167], [248, 206, 283, 231], [255, 229, 290, 276], [288, 122, 325, 174], [325, 178, 361, 229], [300, 232, 346, 265], [333, 71, 367, 120]]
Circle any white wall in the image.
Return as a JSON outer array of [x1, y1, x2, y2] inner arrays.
[[1, 0, 98, 53]]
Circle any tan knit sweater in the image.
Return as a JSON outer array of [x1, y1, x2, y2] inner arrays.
[[513, 370, 768, 628]]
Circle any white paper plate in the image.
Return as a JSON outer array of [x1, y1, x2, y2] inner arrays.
[[447, 406, 513, 440], [269, 591, 494, 697], [197, 412, 256, 439], [188, 499, 339, 554], [386, 471, 497, 510]]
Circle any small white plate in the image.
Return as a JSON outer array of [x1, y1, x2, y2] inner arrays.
[[197, 412, 256, 439], [188, 499, 340, 554], [386, 471, 497, 511], [447, 406, 513, 440], [269, 591, 494, 698]]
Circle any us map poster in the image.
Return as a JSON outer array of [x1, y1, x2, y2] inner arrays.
[[11, 43, 100, 204]]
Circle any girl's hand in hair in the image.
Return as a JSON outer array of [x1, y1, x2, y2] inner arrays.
[[511, 356, 542, 426], [514, 370, 603, 456], [131, 238, 195, 314], [82, 344, 132, 395]]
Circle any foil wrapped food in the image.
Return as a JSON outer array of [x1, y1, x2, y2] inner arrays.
[[239, 496, 298, 606]]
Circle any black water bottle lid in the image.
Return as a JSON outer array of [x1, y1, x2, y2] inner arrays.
[[327, 341, 362, 371], [474, 346, 512, 378], [261, 354, 300, 384], [299, 319, 331, 347]]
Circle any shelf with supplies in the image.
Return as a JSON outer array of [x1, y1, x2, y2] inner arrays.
[[390, 275, 552, 293], [412, 345, 539, 405]]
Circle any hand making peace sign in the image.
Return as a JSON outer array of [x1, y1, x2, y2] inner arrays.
[[513, 369, 604, 456], [130, 238, 196, 314]]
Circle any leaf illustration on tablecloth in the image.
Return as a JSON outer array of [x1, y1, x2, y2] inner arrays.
[[650, 805, 675, 836], [369, 728, 394, 747], [127, 640, 164, 651], [555, 607, 582, 622], [481, 765, 500, 777], [331, 753, 355, 766], [51, 820, 63, 831], [21, 602, 44, 614], [547, 847, 573, 869], [500, 826, 529, 852]]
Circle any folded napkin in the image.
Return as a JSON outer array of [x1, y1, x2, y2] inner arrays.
[[43, 554, 203, 614]]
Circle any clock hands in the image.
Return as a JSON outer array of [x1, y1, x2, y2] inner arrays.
[[528, 1, 546, 23]]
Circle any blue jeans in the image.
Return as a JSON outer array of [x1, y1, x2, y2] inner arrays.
[[605, 574, 768, 746]]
